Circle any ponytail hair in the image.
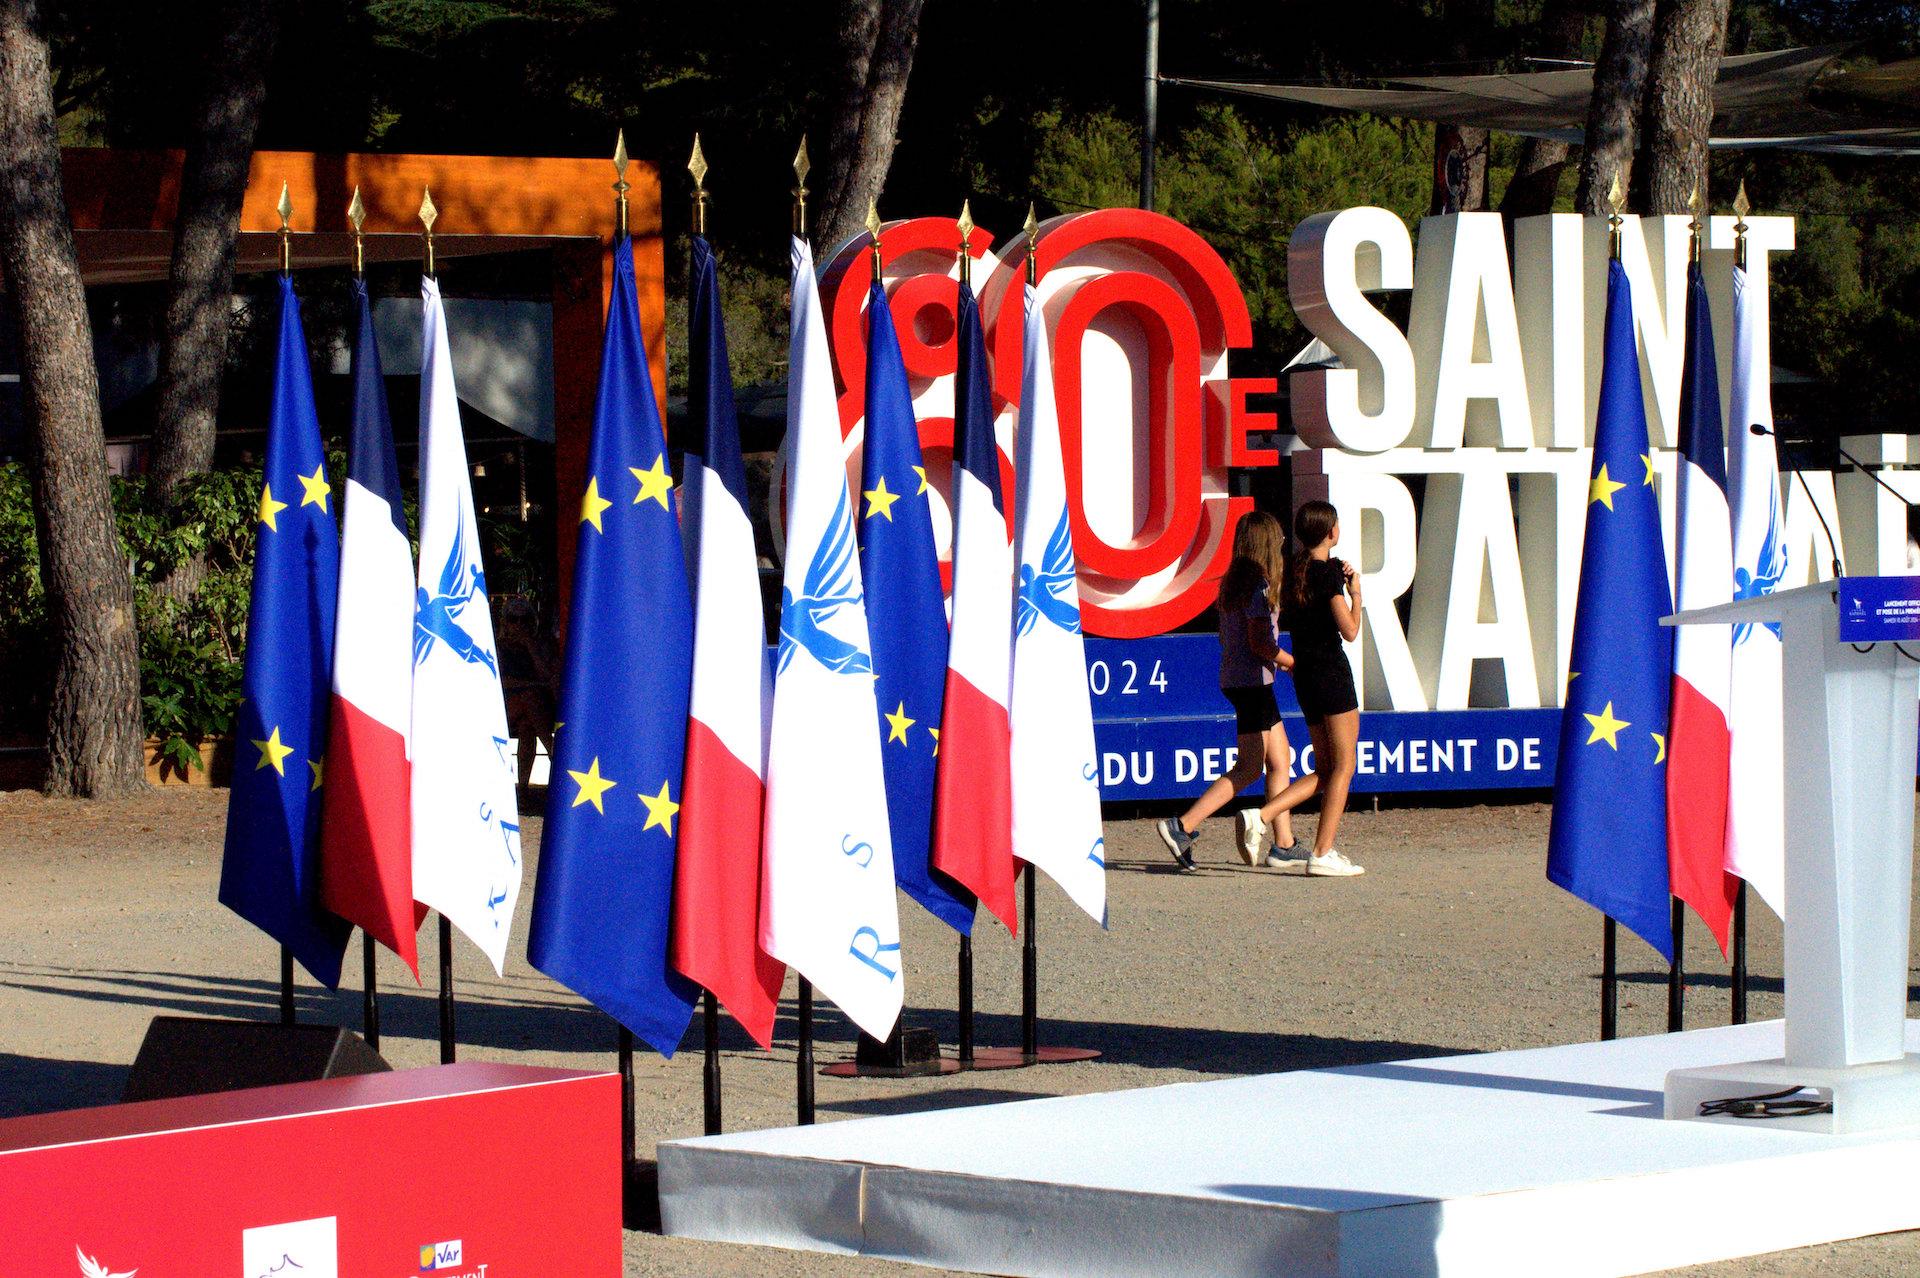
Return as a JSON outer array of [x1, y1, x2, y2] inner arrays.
[[1287, 500, 1339, 610]]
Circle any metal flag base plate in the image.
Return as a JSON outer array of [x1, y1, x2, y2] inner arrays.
[[969, 1045, 1103, 1068]]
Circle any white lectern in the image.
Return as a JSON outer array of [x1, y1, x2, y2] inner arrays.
[[1661, 580, 1920, 1133]]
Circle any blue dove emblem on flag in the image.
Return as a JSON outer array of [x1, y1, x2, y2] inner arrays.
[[779, 486, 873, 676], [415, 504, 497, 674], [1732, 480, 1786, 645], [1017, 509, 1081, 636]]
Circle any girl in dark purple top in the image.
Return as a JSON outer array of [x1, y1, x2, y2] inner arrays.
[[1156, 511, 1304, 872]]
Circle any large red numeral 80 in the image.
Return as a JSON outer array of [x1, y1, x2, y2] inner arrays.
[[818, 207, 1258, 636]]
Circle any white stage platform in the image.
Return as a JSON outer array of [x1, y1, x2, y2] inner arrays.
[[658, 1020, 1920, 1277]]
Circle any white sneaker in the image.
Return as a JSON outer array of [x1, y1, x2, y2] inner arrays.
[[1305, 849, 1365, 877], [1234, 808, 1267, 865]]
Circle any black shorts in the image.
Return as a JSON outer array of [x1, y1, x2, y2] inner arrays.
[[1292, 656, 1358, 725], [1223, 684, 1282, 735]]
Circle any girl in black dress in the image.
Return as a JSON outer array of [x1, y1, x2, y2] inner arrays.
[[1257, 500, 1365, 876]]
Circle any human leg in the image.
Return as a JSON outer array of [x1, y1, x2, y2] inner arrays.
[[1310, 709, 1359, 858]]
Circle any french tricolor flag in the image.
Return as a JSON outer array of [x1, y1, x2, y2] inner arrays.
[[670, 235, 783, 1048], [1666, 256, 1736, 951], [319, 279, 420, 976], [931, 272, 1018, 934]]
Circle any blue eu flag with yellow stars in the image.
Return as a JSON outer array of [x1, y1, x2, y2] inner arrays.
[[530, 234, 698, 1055], [218, 275, 351, 987], [858, 280, 977, 935], [1547, 258, 1675, 961]]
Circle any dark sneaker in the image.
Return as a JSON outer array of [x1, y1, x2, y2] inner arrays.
[[1157, 817, 1197, 871], [1264, 839, 1309, 867]]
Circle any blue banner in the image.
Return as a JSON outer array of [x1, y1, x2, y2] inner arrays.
[[1083, 635, 1559, 801], [1838, 576, 1920, 643]]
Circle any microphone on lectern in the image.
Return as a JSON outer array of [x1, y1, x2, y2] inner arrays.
[[1748, 422, 1844, 578]]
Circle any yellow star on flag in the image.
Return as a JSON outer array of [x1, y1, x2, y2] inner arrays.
[[308, 757, 324, 791], [257, 483, 288, 531], [929, 726, 941, 757], [297, 465, 331, 511], [639, 780, 681, 836], [866, 476, 901, 522], [885, 700, 915, 744], [1583, 701, 1630, 750], [253, 726, 295, 776], [1589, 465, 1626, 510], [630, 456, 673, 509], [1641, 452, 1657, 488], [1652, 732, 1667, 765], [912, 464, 930, 495], [568, 756, 618, 813], [580, 477, 613, 532]]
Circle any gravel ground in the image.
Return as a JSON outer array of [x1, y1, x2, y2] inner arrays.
[[1, 787, 1915, 1277]]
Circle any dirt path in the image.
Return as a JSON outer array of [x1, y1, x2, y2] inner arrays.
[[1, 788, 1913, 1276]]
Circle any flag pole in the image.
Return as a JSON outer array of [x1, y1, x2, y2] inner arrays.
[[275, 179, 299, 1030], [1597, 171, 1625, 1046], [1727, 183, 1751, 1028], [1731, 885, 1749, 1023], [686, 131, 726, 1138], [792, 137, 818, 1126], [346, 184, 381, 1052], [1018, 207, 1040, 1063], [420, 186, 455, 1066], [1662, 187, 1712, 1038], [954, 199, 979, 1071]]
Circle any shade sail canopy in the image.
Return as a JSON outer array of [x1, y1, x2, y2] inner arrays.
[[1171, 47, 1920, 156]]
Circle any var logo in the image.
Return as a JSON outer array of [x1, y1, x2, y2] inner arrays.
[[419, 1240, 462, 1270]]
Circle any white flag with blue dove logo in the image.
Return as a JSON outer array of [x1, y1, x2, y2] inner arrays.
[[760, 235, 903, 1040], [411, 275, 523, 974], [1009, 280, 1106, 926]]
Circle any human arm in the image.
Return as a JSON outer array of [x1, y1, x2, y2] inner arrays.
[[1329, 560, 1362, 644], [1244, 612, 1294, 671]]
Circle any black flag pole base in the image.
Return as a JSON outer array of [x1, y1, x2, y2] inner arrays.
[[822, 1024, 960, 1078]]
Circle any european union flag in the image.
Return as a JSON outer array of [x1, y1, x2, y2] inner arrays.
[[858, 281, 976, 934], [1547, 258, 1675, 960], [218, 275, 351, 986], [530, 235, 698, 1054]]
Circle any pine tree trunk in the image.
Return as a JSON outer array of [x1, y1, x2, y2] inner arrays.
[[1575, 0, 1657, 214], [815, 0, 880, 239], [817, 0, 926, 253], [1636, 0, 1730, 214], [1499, 3, 1594, 220], [146, 0, 277, 601], [0, 0, 145, 797]]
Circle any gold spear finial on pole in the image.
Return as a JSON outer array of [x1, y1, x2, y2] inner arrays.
[[347, 186, 366, 276], [1606, 170, 1625, 259], [276, 181, 293, 274], [791, 136, 811, 238], [688, 133, 709, 237], [865, 198, 884, 284], [613, 128, 631, 238], [1024, 202, 1039, 285], [1687, 183, 1703, 264], [1732, 179, 1751, 270], [957, 198, 975, 287], [419, 186, 438, 276]]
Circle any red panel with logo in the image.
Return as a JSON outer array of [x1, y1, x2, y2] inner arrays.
[[0, 1063, 620, 1278]]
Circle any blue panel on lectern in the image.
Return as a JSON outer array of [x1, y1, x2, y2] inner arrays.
[[1838, 576, 1920, 643]]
